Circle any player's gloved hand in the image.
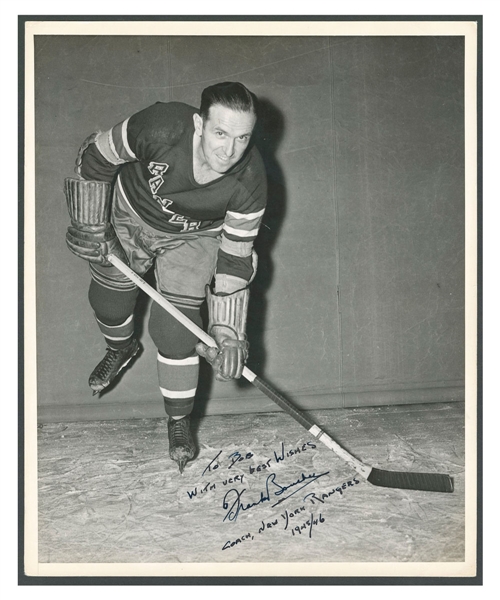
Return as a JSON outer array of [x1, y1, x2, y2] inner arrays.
[[196, 286, 250, 381], [66, 222, 128, 266], [196, 332, 249, 381]]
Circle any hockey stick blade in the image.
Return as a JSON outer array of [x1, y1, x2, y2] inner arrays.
[[248, 372, 454, 493], [367, 468, 454, 493], [107, 254, 454, 494]]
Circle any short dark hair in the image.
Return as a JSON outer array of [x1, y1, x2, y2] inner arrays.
[[200, 81, 257, 121]]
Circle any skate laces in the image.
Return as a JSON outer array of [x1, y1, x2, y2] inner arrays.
[[171, 418, 191, 445], [94, 346, 126, 379]]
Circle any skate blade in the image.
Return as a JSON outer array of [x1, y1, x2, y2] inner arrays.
[[90, 382, 105, 395], [170, 449, 194, 474]]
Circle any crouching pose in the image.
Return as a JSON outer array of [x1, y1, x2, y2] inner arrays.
[[64, 82, 267, 472]]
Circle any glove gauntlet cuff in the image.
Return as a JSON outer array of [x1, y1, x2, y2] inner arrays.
[[64, 177, 112, 225], [207, 287, 249, 342]]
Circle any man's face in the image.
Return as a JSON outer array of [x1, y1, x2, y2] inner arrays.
[[194, 104, 256, 174]]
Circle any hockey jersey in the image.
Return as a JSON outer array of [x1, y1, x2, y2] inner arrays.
[[79, 102, 267, 285]]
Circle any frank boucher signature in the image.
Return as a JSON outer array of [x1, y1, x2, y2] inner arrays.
[[222, 470, 330, 522]]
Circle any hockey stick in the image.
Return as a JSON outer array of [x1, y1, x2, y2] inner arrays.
[[107, 253, 454, 493]]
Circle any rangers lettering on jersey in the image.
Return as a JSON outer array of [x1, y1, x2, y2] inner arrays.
[[148, 161, 169, 176], [156, 196, 174, 212], [147, 160, 201, 231], [147, 161, 169, 199], [169, 215, 202, 232]]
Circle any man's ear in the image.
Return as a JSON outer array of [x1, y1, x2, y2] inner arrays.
[[193, 113, 203, 136]]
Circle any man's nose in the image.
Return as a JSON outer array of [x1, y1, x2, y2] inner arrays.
[[224, 138, 235, 157]]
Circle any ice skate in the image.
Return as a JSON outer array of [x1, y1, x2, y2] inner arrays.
[[168, 415, 196, 473], [89, 338, 140, 395]]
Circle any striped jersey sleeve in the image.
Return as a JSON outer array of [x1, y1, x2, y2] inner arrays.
[[94, 118, 138, 165], [215, 149, 267, 293], [222, 207, 266, 243], [79, 117, 138, 181]]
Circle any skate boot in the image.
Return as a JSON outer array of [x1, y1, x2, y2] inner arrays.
[[88, 338, 140, 395], [168, 415, 196, 473]]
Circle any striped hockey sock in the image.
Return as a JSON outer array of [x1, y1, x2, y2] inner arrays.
[[95, 313, 135, 349], [157, 351, 199, 417]]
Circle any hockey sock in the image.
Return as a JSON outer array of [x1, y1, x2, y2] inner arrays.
[[89, 277, 139, 349], [148, 298, 203, 356], [94, 313, 135, 350], [157, 350, 199, 417]]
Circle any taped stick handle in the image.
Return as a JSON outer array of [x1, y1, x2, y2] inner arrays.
[[107, 253, 370, 476]]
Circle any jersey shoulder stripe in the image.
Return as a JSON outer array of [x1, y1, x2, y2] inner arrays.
[[118, 119, 137, 160], [95, 117, 137, 165]]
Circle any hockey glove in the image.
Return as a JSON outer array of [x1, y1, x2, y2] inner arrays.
[[196, 287, 249, 381], [64, 178, 127, 266], [66, 222, 128, 266]]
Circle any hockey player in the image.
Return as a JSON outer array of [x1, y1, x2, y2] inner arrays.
[[64, 82, 267, 472]]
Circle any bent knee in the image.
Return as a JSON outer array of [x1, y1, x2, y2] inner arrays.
[[149, 301, 203, 358]]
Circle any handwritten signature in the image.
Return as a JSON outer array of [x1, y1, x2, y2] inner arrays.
[[222, 470, 329, 522]]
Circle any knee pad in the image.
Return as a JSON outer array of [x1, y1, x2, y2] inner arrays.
[[89, 278, 139, 326], [89, 261, 137, 291], [149, 301, 202, 359]]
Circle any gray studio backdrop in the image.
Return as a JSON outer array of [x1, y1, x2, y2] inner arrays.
[[35, 35, 465, 422]]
